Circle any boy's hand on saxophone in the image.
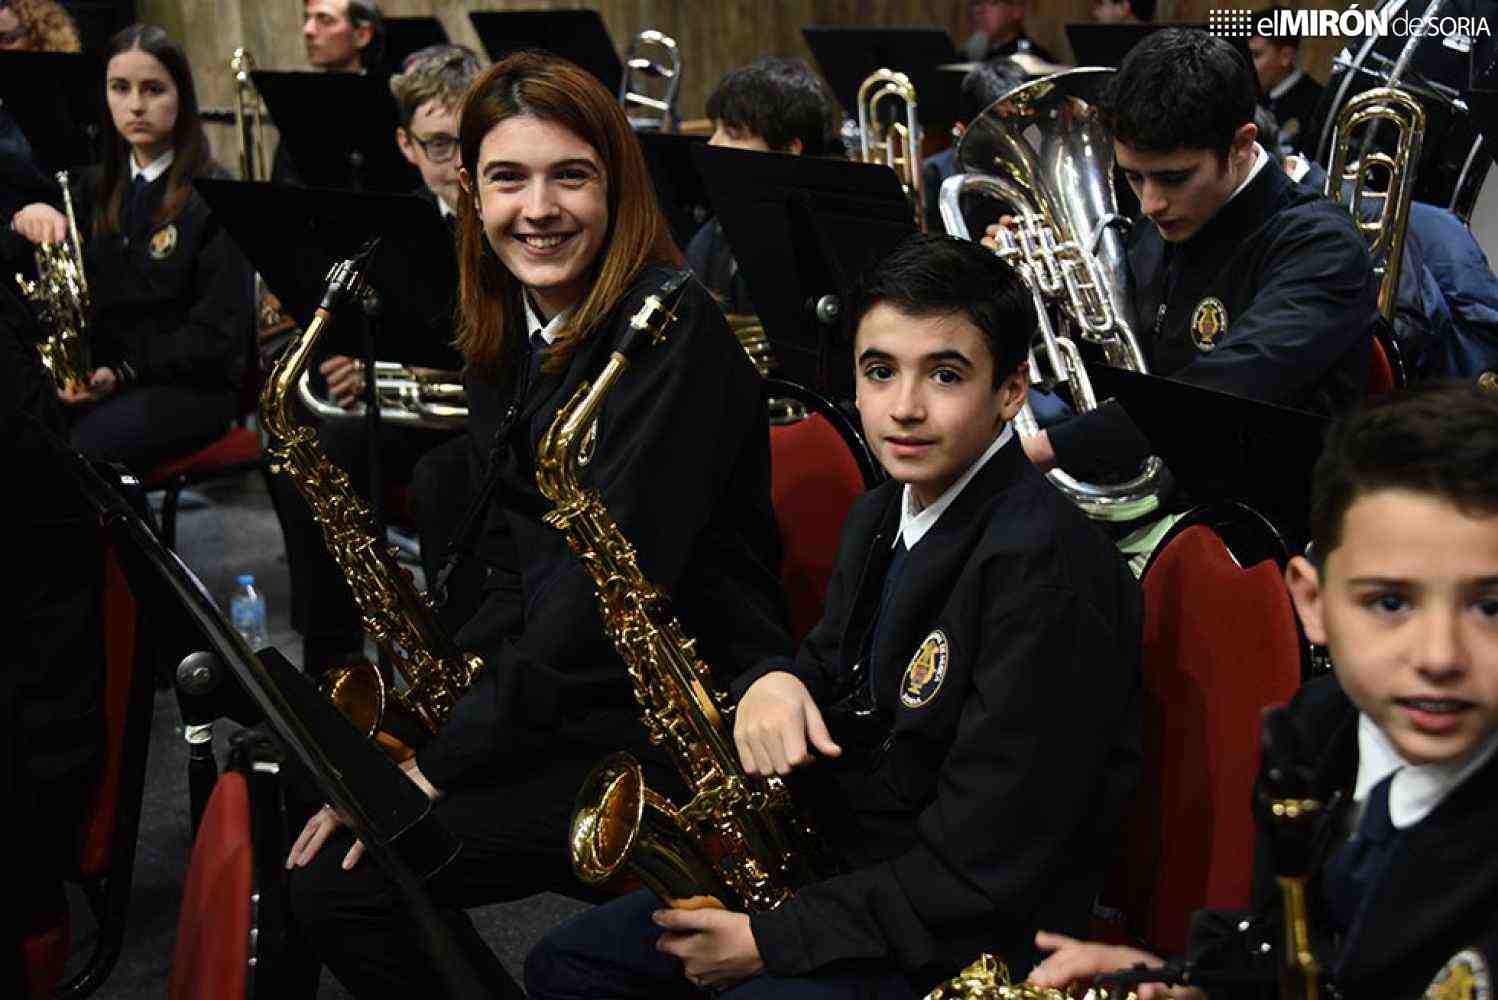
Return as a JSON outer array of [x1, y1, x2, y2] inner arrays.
[[735, 672, 841, 777]]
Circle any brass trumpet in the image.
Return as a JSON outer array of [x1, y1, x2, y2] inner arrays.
[[16, 170, 91, 391], [857, 68, 925, 230], [295, 361, 467, 429]]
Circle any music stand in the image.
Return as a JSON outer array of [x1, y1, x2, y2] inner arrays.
[[802, 26, 963, 125], [692, 144, 917, 401], [467, 10, 623, 93], [386, 15, 451, 71], [1088, 366, 1330, 548], [639, 132, 711, 249], [251, 71, 418, 193], [0, 51, 107, 172], [51, 445, 497, 999]]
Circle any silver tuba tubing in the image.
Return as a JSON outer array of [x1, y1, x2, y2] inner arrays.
[[939, 67, 1165, 522]]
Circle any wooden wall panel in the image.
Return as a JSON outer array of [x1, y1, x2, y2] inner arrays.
[[134, 0, 1364, 171]]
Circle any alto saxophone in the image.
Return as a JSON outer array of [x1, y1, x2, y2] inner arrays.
[[16, 170, 91, 391], [539, 271, 829, 911], [924, 955, 1132, 999], [260, 240, 482, 758]]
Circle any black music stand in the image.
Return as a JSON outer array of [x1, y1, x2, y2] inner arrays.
[[467, 9, 623, 93], [0, 51, 107, 172], [802, 26, 963, 125], [251, 71, 418, 193], [50, 444, 498, 999], [692, 144, 917, 401], [639, 132, 711, 249], [386, 15, 451, 71], [1088, 366, 1330, 548]]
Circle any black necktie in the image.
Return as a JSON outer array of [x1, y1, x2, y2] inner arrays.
[[1320, 771, 1399, 935], [124, 174, 150, 235], [864, 536, 910, 696]]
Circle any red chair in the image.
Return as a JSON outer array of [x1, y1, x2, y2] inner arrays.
[[1366, 327, 1406, 398], [1095, 504, 1304, 958], [23, 527, 157, 999], [764, 379, 883, 642]]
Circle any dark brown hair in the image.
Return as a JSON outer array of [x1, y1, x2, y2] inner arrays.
[[95, 24, 213, 238], [453, 51, 681, 376]]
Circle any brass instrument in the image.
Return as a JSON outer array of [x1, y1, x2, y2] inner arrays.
[[620, 29, 682, 132], [231, 48, 268, 182], [541, 272, 828, 910], [940, 68, 1164, 522], [16, 170, 91, 391], [295, 362, 468, 429], [261, 241, 483, 758], [1479, 371, 1497, 392], [727, 313, 806, 425], [857, 68, 925, 230], [1325, 85, 1426, 323], [924, 955, 1132, 999]]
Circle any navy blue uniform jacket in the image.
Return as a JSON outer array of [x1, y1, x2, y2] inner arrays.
[[415, 267, 793, 789], [1048, 160, 1375, 476], [1188, 675, 1498, 997], [730, 436, 1144, 988]]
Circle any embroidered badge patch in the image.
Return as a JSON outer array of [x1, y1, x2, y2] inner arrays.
[[1190, 296, 1228, 352], [900, 629, 949, 709], [1425, 949, 1491, 1000], [149, 224, 178, 260]]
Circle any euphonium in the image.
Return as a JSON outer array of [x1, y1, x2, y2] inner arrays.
[[940, 67, 1164, 523], [295, 362, 468, 429], [261, 241, 483, 759], [858, 68, 925, 230], [1325, 85, 1426, 324], [16, 170, 91, 391], [540, 271, 828, 910]]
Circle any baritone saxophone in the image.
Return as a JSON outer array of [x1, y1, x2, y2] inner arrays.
[[538, 270, 830, 911]]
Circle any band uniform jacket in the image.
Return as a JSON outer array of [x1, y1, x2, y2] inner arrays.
[[70, 166, 252, 392], [728, 436, 1145, 989], [1047, 158, 1375, 478], [1187, 676, 1498, 998], [1263, 73, 1324, 154], [414, 266, 794, 790]]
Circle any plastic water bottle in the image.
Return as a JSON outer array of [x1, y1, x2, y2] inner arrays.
[[229, 573, 269, 650]]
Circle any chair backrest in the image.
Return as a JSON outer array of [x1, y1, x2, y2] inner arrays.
[[169, 771, 254, 1000], [1102, 518, 1304, 956], [769, 413, 868, 642], [1367, 334, 1396, 397]]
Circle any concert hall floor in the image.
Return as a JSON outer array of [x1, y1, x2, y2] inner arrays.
[[75, 467, 589, 997]]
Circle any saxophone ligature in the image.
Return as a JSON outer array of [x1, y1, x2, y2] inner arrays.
[[858, 67, 925, 230], [538, 271, 829, 910], [940, 67, 1164, 523], [260, 240, 483, 758], [16, 170, 91, 391]]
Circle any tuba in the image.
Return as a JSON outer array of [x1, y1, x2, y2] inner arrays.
[[16, 170, 91, 391], [261, 241, 483, 759], [295, 362, 468, 429], [539, 272, 830, 910], [620, 29, 682, 132], [857, 68, 925, 230], [940, 68, 1164, 522]]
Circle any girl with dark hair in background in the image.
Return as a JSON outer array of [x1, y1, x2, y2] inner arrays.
[[11, 23, 253, 470]]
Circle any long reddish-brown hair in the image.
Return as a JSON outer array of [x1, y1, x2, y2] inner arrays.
[[453, 51, 681, 377]]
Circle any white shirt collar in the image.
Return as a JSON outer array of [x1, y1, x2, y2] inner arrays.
[[130, 149, 174, 183], [1352, 713, 1498, 830], [522, 294, 570, 346], [1224, 143, 1270, 208], [1269, 68, 1305, 101], [435, 194, 455, 219], [896, 422, 1013, 551]]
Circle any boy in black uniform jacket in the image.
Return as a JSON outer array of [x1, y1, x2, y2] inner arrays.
[[1030, 384, 1498, 998], [525, 234, 1144, 999], [1010, 29, 1375, 484]]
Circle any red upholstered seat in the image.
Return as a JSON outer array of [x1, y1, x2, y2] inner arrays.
[[78, 549, 138, 878], [21, 910, 70, 999], [1104, 524, 1303, 957], [770, 413, 867, 642], [169, 771, 254, 1000], [1367, 335, 1396, 397], [140, 426, 262, 490]]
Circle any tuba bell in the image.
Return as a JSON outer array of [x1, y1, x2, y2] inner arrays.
[[857, 68, 925, 230], [940, 67, 1164, 522]]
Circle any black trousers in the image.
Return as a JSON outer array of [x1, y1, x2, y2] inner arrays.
[[284, 751, 664, 999], [69, 383, 235, 471], [266, 411, 457, 671]]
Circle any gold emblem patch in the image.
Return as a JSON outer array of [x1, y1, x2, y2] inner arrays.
[[1426, 950, 1491, 1000], [1190, 296, 1228, 352], [900, 629, 949, 709], [148, 224, 178, 260]]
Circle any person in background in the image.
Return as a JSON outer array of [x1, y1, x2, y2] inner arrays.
[[1248, 8, 1323, 154], [0, 0, 81, 52], [921, 56, 1026, 233], [1089, 0, 1154, 23], [962, 0, 1058, 64]]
